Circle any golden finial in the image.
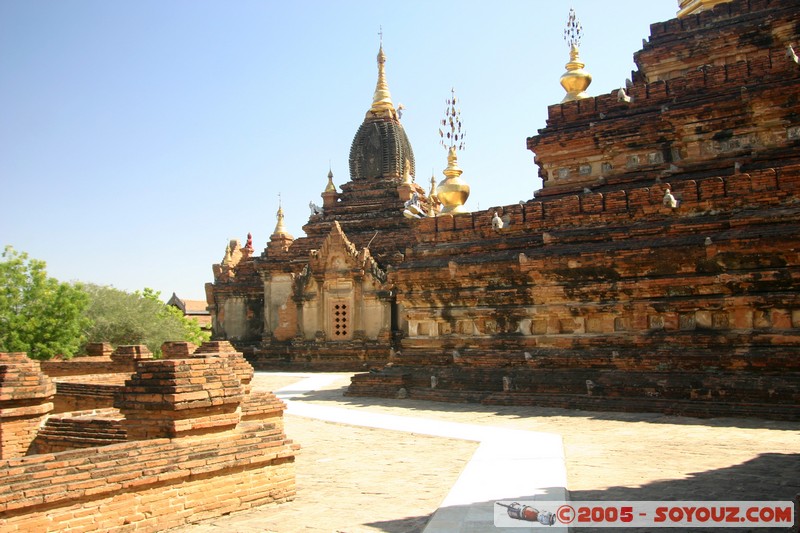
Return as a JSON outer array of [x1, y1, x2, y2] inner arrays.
[[325, 168, 336, 192], [559, 8, 592, 103], [369, 27, 397, 119], [437, 88, 470, 214], [272, 193, 291, 238]]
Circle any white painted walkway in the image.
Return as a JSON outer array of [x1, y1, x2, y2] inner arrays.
[[275, 373, 570, 532]]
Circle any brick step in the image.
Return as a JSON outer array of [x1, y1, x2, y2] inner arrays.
[[399, 369, 800, 404], [407, 387, 490, 403], [34, 432, 127, 443], [347, 367, 800, 419], [36, 413, 128, 450], [344, 373, 410, 398], [482, 392, 800, 421], [394, 341, 800, 371]]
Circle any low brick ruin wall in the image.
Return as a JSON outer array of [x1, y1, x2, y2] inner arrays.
[[0, 421, 297, 532], [1, 342, 298, 531], [40, 358, 134, 378], [52, 375, 126, 414]]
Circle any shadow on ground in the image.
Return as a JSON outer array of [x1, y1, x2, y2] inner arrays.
[[366, 486, 568, 533], [572, 453, 799, 533], [363, 456, 799, 533], [282, 379, 800, 432], [364, 515, 432, 533]]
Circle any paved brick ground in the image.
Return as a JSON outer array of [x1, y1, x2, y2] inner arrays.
[[173, 373, 799, 533]]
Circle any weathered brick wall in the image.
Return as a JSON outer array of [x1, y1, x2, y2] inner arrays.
[[249, 339, 391, 371], [52, 383, 120, 413], [0, 353, 55, 459], [638, 0, 796, 83], [51, 374, 127, 414], [410, 166, 800, 243], [349, 163, 800, 418], [0, 423, 297, 532], [529, 0, 800, 193]]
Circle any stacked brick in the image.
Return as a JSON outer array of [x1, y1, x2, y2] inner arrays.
[[0, 353, 56, 458], [110, 344, 153, 363], [346, 372, 410, 398], [194, 340, 255, 392], [1, 345, 298, 532], [115, 356, 245, 440], [31, 408, 126, 454], [160, 341, 197, 358], [84, 342, 113, 357]]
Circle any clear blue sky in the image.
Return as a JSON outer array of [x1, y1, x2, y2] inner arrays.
[[0, 1, 679, 301]]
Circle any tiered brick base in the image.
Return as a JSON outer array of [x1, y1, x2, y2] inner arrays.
[[249, 339, 391, 371], [0, 423, 297, 532]]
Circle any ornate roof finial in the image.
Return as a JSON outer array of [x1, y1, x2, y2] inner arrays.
[[437, 88, 470, 214], [439, 87, 466, 153], [559, 8, 592, 103], [325, 167, 336, 192], [369, 29, 397, 119], [272, 193, 292, 238], [245, 232, 253, 250], [564, 7, 583, 49]]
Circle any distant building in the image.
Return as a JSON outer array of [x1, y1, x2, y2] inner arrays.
[[167, 293, 212, 330]]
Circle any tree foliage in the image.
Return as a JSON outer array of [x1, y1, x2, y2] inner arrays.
[[82, 284, 209, 356], [0, 246, 89, 359]]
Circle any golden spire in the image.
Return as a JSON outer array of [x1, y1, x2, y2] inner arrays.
[[368, 27, 397, 119], [437, 88, 470, 214], [324, 168, 336, 193], [272, 194, 292, 238], [559, 8, 592, 103]]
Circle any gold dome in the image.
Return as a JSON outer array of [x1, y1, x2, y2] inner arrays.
[[437, 147, 470, 214]]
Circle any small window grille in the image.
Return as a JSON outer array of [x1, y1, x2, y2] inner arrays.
[[332, 303, 349, 337]]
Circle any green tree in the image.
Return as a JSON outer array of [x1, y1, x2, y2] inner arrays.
[[0, 246, 89, 359], [82, 284, 209, 356]]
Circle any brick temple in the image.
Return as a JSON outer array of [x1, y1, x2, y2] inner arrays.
[[207, 0, 800, 420]]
